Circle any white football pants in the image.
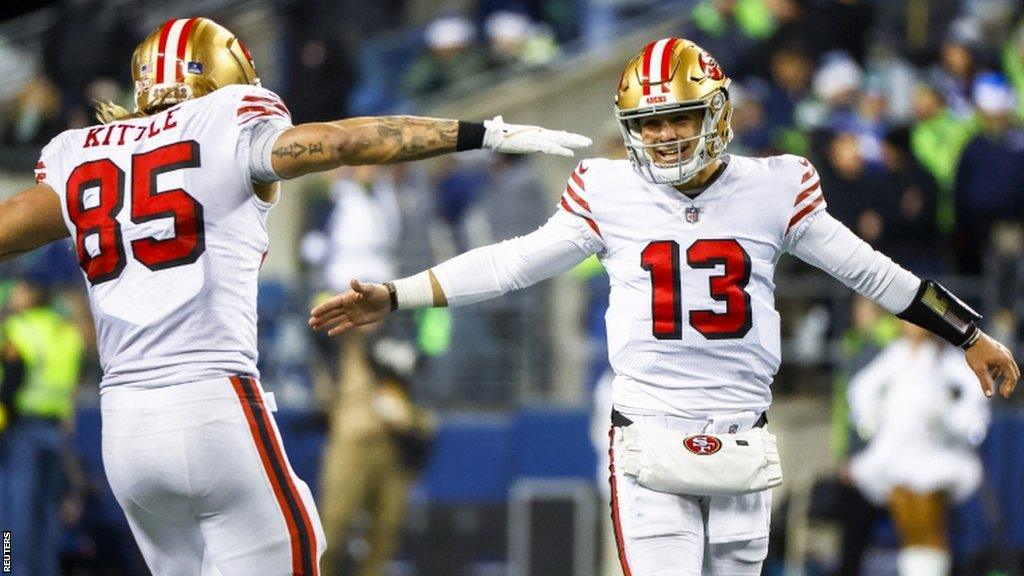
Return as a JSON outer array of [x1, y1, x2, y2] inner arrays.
[[608, 412, 771, 576], [101, 375, 325, 576]]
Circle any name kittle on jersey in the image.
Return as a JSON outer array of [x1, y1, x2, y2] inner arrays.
[[83, 109, 182, 148], [36, 85, 292, 390]]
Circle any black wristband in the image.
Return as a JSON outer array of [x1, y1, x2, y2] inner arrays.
[[384, 281, 398, 312], [896, 279, 982, 348], [456, 121, 486, 151]]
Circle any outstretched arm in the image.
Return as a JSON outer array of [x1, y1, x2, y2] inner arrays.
[[309, 210, 602, 335], [271, 116, 591, 180], [0, 184, 69, 262], [791, 212, 1019, 398]]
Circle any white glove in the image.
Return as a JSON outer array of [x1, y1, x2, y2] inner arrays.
[[482, 115, 592, 157]]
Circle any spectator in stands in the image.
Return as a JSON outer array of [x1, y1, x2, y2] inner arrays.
[[848, 322, 990, 576], [763, 40, 813, 131], [878, 126, 944, 274], [42, 0, 137, 129], [873, 0, 960, 65], [1001, 20, 1024, 122], [0, 263, 85, 576], [809, 0, 875, 65], [816, 130, 889, 248], [484, 10, 559, 71], [953, 72, 1024, 274], [688, 0, 776, 78], [909, 83, 977, 232], [728, 79, 774, 155], [805, 53, 863, 133], [404, 14, 488, 98], [929, 18, 987, 119]]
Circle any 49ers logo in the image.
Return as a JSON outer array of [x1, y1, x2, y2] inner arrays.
[[684, 434, 722, 455], [698, 51, 724, 81]]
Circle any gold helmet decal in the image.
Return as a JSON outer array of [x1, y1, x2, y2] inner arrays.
[[131, 17, 260, 115], [614, 38, 733, 185]]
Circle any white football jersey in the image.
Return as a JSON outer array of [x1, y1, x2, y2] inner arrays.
[[35, 85, 293, 389], [560, 154, 826, 418]]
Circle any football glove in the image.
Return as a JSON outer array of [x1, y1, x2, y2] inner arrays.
[[482, 115, 592, 157]]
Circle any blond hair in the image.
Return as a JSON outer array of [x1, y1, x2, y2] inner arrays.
[[94, 100, 142, 124]]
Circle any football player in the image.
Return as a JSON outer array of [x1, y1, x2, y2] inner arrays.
[[0, 17, 589, 576], [309, 38, 1020, 576]]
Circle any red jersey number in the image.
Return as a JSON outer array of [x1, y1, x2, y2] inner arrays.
[[65, 141, 204, 284], [641, 239, 752, 340]]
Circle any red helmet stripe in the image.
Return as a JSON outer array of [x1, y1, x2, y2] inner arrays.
[[154, 18, 176, 83], [640, 41, 657, 96], [659, 38, 679, 93], [174, 18, 199, 82]]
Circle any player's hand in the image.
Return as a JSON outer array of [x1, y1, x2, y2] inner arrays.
[[308, 279, 391, 336], [965, 331, 1020, 398], [483, 115, 592, 157]]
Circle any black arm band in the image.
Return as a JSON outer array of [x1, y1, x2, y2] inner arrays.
[[896, 279, 981, 349], [456, 121, 486, 151], [384, 281, 399, 312]]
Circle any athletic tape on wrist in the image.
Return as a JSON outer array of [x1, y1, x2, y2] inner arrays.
[[392, 271, 434, 309]]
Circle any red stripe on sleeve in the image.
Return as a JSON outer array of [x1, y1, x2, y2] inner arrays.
[[801, 169, 817, 184], [565, 184, 592, 213], [155, 19, 176, 84], [242, 95, 291, 116], [793, 181, 821, 206], [787, 195, 825, 233], [174, 18, 198, 82], [561, 196, 603, 238]]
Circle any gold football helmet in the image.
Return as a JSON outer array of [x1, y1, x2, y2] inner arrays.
[[614, 38, 733, 185], [131, 17, 260, 114]]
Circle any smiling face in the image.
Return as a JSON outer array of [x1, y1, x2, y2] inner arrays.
[[638, 109, 705, 166]]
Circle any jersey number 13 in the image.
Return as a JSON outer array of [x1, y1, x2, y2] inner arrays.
[[641, 239, 752, 340]]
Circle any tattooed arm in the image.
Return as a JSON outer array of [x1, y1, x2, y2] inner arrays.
[[269, 116, 458, 179]]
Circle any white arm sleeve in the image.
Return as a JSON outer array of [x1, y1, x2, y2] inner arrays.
[[248, 118, 292, 184], [432, 210, 602, 307], [789, 213, 920, 313]]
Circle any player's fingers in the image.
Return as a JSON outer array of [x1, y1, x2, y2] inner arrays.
[[548, 131, 592, 148], [312, 311, 349, 330], [350, 278, 367, 293], [327, 320, 357, 337], [999, 359, 1019, 398], [971, 363, 995, 398], [310, 306, 348, 325], [310, 292, 351, 317], [536, 142, 574, 157]]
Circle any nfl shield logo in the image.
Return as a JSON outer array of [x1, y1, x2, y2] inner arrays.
[[187, 61, 204, 74], [685, 206, 702, 224]]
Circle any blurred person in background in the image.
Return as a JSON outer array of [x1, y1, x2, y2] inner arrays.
[[688, 0, 776, 78], [42, 0, 138, 129], [908, 82, 977, 232], [317, 334, 435, 576], [0, 263, 85, 576], [312, 38, 1020, 576], [0, 15, 589, 575], [404, 14, 488, 98], [484, 10, 559, 71], [816, 130, 889, 247], [954, 72, 1024, 275], [929, 18, 988, 119], [824, 296, 900, 576], [848, 321, 991, 576], [878, 126, 943, 274]]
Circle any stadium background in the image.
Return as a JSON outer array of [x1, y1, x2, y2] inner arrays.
[[0, 0, 1022, 574]]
